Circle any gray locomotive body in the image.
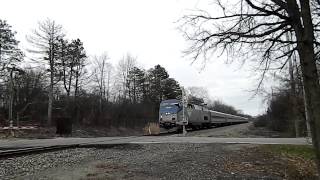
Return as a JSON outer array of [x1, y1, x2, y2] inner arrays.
[[159, 99, 248, 129]]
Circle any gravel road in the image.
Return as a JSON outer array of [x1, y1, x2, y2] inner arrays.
[[0, 143, 284, 180]]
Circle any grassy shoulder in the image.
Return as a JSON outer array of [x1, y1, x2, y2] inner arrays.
[[224, 144, 318, 179], [263, 144, 316, 160], [260, 144, 318, 179]]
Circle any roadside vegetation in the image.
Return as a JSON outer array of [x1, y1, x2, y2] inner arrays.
[[263, 144, 315, 160], [142, 122, 160, 135], [253, 71, 309, 137], [225, 144, 318, 179], [262, 144, 318, 179]]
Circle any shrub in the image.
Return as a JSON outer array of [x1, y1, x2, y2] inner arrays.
[[143, 122, 160, 135]]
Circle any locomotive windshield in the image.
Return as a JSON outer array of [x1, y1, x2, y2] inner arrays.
[[159, 102, 182, 114]]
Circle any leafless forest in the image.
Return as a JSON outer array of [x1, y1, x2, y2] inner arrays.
[[0, 19, 249, 131]]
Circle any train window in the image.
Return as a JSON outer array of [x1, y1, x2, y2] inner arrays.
[[160, 101, 180, 106], [187, 104, 194, 109], [173, 103, 180, 108], [194, 105, 201, 110], [204, 116, 208, 120]]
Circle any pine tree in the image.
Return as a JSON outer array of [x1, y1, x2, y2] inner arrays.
[[57, 38, 86, 97], [147, 64, 169, 104], [127, 67, 145, 103], [162, 78, 181, 100], [0, 19, 22, 76]]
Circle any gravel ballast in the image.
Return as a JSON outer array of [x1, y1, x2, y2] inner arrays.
[[0, 143, 285, 180]]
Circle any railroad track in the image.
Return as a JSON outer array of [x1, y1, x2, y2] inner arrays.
[[0, 123, 249, 158], [0, 133, 173, 158], [0, 136, 145, 158], [0, 145, 78, 158]]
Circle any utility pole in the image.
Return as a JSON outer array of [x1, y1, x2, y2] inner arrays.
[[7, 67, 24, 135], [181, 86, 188, 136], [8, 67, 16, 136], [294, 49, 312, 138], [9, 68, 14, 128], [267, 88, 273, 127], [302, 85, 312, 138], [286, 33, 299, 137]]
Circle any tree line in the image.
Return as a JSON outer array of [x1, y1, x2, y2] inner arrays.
[[254, 53, 309, 137], [0, 18, 246, 129], [0, 19, 183, 128]]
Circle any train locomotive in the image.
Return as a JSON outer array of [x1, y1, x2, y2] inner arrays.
[[159, 99, 248, 129]]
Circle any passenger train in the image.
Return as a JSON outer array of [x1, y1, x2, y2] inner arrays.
[[159, 99, 248, 129]]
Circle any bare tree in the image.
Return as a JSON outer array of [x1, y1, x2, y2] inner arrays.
[[92, 53, 112, 112], [180, 0, 320, 172], [187, 86, 211, 103], [27, 19, 64, 125], [116, 53, 137, 102]]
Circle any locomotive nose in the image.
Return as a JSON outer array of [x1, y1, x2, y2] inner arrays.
[[161, 113, 176, 121]]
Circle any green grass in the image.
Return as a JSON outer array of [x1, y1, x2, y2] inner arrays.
[[262, 144, 316, 160]]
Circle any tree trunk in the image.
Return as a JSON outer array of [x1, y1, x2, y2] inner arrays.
[[74, 71, 79, 124], [48, 73, 53, 126], [289, 54, 300, 137], [299, 44, 320, 175], [0, 44, 2, 64], [287, 0, 320, 173], [133, 78, 136, 104], [48, 44, 54, 126], [67, 58, 74, 97], [9, 69, 14, 125], [106, 70, 110, 103], [61, 43, 69, 96]]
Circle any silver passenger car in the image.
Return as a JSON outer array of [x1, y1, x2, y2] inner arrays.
[[159, 99, 248, 129]]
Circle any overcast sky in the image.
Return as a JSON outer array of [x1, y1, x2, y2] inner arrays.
[[0, 0, 271, 116]]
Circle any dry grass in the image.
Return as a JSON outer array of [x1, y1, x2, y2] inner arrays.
[[224, 145, 319, 179], [263, 144, 318, 179], [143, 122, 160, 135]]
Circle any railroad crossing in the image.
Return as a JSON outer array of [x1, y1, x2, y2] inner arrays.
[[0, 136, 311, 158]]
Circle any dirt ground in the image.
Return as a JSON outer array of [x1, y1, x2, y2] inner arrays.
[[2, 143, 315, 180]]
